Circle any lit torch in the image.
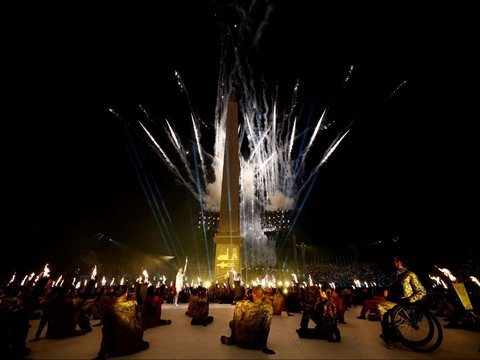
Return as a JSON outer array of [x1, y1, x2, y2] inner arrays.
[[429, 274, 448, 289], [91, 265, 97, 280], [438, 267, 456, 282], [43, 264, 50, 278]]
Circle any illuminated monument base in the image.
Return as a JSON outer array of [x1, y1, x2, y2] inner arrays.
[[213, 234, 243, 281]]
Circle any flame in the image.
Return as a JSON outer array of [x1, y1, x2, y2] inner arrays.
[[438, 267, 456, 282], [432, 275, 449, 289], [43, 264, 50, 278], [470, 276, 480, 287], [8, 273, 16, 284], [91, 265, 97, 280]]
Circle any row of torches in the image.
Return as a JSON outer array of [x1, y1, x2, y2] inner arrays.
[[429, 266, 480, 289], [6, 264, 480, 292]]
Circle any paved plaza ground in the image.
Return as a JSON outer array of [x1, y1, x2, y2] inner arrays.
[[26, 303, 480, 359]]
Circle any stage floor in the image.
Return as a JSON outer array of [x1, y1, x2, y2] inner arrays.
[[26, 303, 480, 359]]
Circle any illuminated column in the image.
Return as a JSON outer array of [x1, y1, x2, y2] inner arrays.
[[213, 93, 243, 281]]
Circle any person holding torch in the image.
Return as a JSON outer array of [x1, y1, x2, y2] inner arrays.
[[174, 257, 187, 306]]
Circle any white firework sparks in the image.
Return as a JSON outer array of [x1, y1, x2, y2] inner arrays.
[[134, 8, 352, 268]]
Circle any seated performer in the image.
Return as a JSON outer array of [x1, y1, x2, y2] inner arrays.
[[377, 255, 426, 345], [141, 285, 171, 329], [357, 288, 387, 321], [189, 286, 214, 326], [93, 285, 149, 360], [271, 288, 293, 316], [296, 287, 341, 342], [220, 286, 275, 354]]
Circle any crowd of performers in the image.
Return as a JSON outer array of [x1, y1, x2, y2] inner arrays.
[[1, 260, 479, 358]]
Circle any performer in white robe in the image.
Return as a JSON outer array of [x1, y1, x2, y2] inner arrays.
[[174, 267, 184, 306]]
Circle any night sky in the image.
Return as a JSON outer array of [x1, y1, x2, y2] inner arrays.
[[2, 1, 477, 275]]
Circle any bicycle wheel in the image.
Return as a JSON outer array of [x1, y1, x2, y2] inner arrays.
[[392, 304, 443, 353]]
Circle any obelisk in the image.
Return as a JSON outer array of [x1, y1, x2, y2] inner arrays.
[[213, 93, 243, 281]]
